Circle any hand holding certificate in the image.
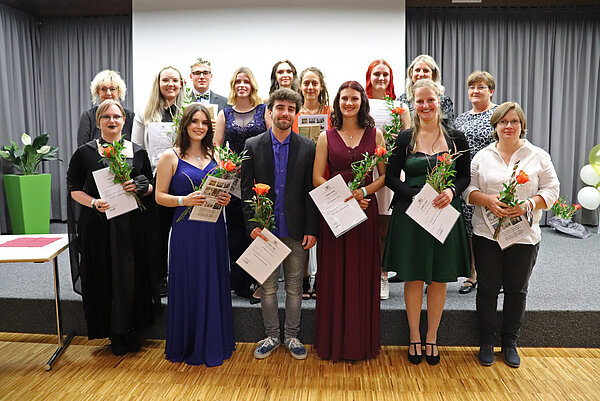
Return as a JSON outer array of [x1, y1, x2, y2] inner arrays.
[[309, 174, 367, 238], [92, 167, 138, 219], [236, 228, 291, 284], [405, 183, 459, 244]]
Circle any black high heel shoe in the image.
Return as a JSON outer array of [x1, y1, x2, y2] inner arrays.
[[408, 342, 422, 365], [425, 343, 440, 365]]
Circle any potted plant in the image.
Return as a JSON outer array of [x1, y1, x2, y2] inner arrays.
[[0, 133, 60, 234]]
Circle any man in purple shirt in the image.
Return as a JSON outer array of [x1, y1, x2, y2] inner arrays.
[[241, 88, 319, 360]]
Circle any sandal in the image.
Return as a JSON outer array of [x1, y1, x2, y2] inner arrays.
[[459, 279, 477, 294], [311, 277, 317, 299], [302, 277, 311, 300], [425, 343, 440, 365], [408, 342, 422, 365]]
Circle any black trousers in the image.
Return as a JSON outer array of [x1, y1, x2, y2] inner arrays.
[[473, 235, 539, 347]]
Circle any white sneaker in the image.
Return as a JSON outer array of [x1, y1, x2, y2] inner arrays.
[[380, 276, 389, 300]]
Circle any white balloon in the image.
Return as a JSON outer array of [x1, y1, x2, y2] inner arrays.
[[577, 186, 600, 210], [580, 164, 600, 186]]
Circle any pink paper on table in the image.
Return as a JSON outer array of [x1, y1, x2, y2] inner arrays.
[[0, 237, 62, 248]]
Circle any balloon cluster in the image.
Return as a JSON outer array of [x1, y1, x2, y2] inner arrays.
[[578, 144, 600, 210]]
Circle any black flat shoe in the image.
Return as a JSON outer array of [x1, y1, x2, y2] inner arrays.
[[502, 346, 521, 368], [110, 334, 128, 356], [125, 331, 141, 353], [425, 343, 440, 365], [408, 342, 422, 365], [478, 345, 494, 366], [459, 279, 477, 294]]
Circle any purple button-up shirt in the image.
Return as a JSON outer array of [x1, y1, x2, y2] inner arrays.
[[270, 130, 290, 238]]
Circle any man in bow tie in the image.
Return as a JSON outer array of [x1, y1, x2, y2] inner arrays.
[[190, 58, 229, 112]]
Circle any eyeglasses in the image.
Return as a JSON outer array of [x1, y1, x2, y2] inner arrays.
[[191, 70, 211, 77], [100, 115, 123, 121], [497, 119, 521, 127], [99, 86, 118, 93], [468, 85, 488, 91]]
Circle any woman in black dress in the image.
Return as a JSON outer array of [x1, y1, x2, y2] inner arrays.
[[67, 99, 156, 356]]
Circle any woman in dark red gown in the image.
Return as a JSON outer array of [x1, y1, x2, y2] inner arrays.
[[313, 81, 386, 361]]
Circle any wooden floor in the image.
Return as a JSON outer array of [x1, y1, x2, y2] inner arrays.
[[1, 333, 599, 401]]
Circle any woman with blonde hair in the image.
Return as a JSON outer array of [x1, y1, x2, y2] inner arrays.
[[214, 67, 271, 302], [131, 66, 185, 297], [383, 78, 470, 365], [77, 70, 134, 146], [397, 55, 455, 129]]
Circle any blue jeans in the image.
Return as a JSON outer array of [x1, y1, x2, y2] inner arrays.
[[260, 237, 307, 340]]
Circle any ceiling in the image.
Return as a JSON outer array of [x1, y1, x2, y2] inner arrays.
[[0, 0, 598, 17]]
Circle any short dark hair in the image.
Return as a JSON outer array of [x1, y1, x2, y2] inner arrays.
[[175, 103, 215, 159], [267, 88, 302, 114], [330, 81, 375, 130]]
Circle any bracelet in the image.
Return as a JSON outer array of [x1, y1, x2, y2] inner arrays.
[[449, 187, 456, 198], [361, 187, 368, 198], [178, 196, 183, 206], [528, 197, 537, 211], [91, 198, 96, 209]]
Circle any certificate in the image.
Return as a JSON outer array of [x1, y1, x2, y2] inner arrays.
[[147, 122, 176, 168], [297, 114, 328, 142], [309, 174, 368, 238], [92, 167, 138, 220], [236, 228, 292, 284], [189, 175, 234, 223], [405, 183, 460, 244], [482, 208, 530, 250]]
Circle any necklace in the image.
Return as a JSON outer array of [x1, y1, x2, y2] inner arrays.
[[187, 152, 204, 161], [472, 103, 494, 114]]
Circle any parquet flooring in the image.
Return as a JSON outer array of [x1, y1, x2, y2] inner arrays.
[[1, 333, 599, 401]]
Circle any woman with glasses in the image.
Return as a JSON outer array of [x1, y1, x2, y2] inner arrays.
[[67, 99, 156, 356], [454, 71, 498, 294], [465, 102, 559, 368], [77, 70, 134, 146]]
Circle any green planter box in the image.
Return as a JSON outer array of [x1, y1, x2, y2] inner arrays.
[[4, 174, 51, 234]]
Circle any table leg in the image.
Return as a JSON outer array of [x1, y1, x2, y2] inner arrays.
[[45, 256, 73, 371]]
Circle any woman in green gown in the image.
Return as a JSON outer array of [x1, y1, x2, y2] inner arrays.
[[383, 79, 471, 365]]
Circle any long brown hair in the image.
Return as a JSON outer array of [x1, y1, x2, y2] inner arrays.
[[330, 81, 374, 130], [175, 103, 215, 160]]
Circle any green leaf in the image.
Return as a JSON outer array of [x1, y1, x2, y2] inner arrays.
[[32, 133, 49, 148]]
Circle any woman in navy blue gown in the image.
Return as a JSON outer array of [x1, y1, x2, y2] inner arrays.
[[155, 103, 235, 366]]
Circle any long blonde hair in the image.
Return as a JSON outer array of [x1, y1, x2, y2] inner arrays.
[[143, 66, 185, 124], [410, 79, 447, 153], [227, 67, 261, 107]]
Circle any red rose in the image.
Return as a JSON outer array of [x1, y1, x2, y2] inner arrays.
[[392, 107, 404, 115], [574, 204, 581, 210], [102, 145, 115, 158], [253, 183, 270, 195], [374, 146, 387, 157], [516, 170, 529, 184], [437, 153, 449, 163]]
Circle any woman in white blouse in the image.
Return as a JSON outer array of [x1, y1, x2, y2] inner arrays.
[[464, 102, 559, 368]]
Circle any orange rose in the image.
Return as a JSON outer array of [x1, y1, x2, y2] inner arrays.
[[374, 146, 387, 157], [221, 160, 236, 172], [392, 107, 404, 115], [253, 183, 270, 195], [437, 153, 449, 163], [102, 145, 115, 158], [516, 170, 529, 184], [574, 204, 581, 210]]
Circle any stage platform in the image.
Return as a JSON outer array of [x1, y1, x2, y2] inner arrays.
[[1, 224, 598, 348]]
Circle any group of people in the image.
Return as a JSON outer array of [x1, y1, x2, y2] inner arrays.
[[66, 54, 560, 369]]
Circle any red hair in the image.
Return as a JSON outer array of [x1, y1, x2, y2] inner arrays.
[[365, 59, 396, 99]]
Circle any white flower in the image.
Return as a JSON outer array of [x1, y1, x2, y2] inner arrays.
[[37, 145, 51, 154], [21, 133, 32, 145]]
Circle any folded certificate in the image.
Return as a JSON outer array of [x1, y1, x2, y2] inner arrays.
[[147, 122, 176, 168], [236, 228, 292, 284], [309, 174, 368, 238], [189, 175, 234, 223], [92, 167, 138, 220], [297, 114, 328, 142], [482, 208, 530, 250], [405, 183, 459, 244]]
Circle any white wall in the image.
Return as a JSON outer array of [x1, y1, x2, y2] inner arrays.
[[132, 0, 405, 113]]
